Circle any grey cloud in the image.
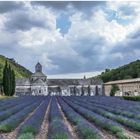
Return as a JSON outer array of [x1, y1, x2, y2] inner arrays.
[[31, 1, 106, 12], [128, 29, 140, 39], [111, 29, 140, 54], [71, 36, 106, 57], [45, 36, 107, 74], [71, 1, 106, 11], [31, 1, 70, 10], [5, 11, 47, 32], [2, 1, 106, 32], [0, 1, 24, 13], [44, 29, 140, 75], [0, 1, 139, 75], [119, 5, 136, 17], [46, 56, 82, 74], [45, 52, 105, 75]]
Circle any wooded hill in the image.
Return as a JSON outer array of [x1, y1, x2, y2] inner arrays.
[[96, 60, 140, 83], [0, 55, 32, 84]]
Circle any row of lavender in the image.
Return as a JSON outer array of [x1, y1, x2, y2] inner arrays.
[[62, 96, 140, 138], [17, 97, 51, 138], [0, 96, 47, 132], [60, 97, 129, 139], [70, 96, 140, 120], [1, 96, 140, 139], [0, 96, 72, 139], [57, 97, 103, 139], [48, 97, 71, 139], [0, 96, 106, 139]]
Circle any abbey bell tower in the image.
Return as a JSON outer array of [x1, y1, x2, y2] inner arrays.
[[35, 62, 42, 72]]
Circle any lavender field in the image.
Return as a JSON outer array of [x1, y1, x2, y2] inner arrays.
[[0, 96, 140, 139]]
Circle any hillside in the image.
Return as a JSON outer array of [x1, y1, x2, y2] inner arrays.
[[0, 55, 32, 84], [96, 60, 140, 83]]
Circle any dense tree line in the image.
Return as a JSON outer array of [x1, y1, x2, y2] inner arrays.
[[3, 61, 15, 96], [96, 60, 140, 83]]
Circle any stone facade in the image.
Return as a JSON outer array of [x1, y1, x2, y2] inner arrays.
[[104, 78, 140, 96], [16, 63, 104, 96]]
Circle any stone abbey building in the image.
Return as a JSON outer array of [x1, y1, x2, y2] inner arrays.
[[104, 78, 140, 96], [15, 63, 104, 96]]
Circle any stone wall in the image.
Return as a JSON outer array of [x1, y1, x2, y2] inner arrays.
[[15, 77, 104, 96], [104, 81, 140, 96]]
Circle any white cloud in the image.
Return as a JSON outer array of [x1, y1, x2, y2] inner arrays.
[[0, 1, 140, 76]]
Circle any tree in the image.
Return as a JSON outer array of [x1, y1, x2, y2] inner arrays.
[[105, 69, 110, 73], [3, 61, 8, 95], [87, 85, 91, 96], [110, 84, 119, 96], [11, 69, 15, 96], [2, 61, 15, 96]]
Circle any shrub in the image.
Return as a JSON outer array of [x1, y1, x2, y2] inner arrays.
[[123, 96, 140, 101], [110, 84, 119, 96]]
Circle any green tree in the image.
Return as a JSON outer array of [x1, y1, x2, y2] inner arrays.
[[11, 69, 15, 96], [110, 84, 119, 96], [3, 61, 8, 95], [2, 61, 15, 96], [105, 69, 110, 73], [87, 85, 91, 96]]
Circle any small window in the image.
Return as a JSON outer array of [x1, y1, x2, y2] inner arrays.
[[39, 90, 41, 93]]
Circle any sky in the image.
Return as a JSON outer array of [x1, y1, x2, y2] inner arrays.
[[0, 1, 140, 78]]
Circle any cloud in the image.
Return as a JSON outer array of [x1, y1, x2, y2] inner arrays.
[[31, 1, 105, 11], [129, 29, 140, 39], [0, 1, 24, 13], [0, 1, 140, 78], [4, 5, 56, 32], [31, 1, 70, 10]]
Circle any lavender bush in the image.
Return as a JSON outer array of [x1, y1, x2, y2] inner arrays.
[[71, 96, 140, 119], [58, 97, 102, 139], [48, 97, 70, 139], [0, 100, 42, 132], [62, 97, 129, 139], [17, 97, 50, 139], [0, 99, 37, 122], [68, 97, 140, 132]]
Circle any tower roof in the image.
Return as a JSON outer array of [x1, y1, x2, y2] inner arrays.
[[32, 62, 46, 77], [36, 62, 41, 66], [35, 62, 42, 72]]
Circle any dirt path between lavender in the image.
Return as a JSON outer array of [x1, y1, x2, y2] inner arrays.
[[35, 98, 52, 139]]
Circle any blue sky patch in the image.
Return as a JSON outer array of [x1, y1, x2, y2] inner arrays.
[[56, 13, 71, 36]]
